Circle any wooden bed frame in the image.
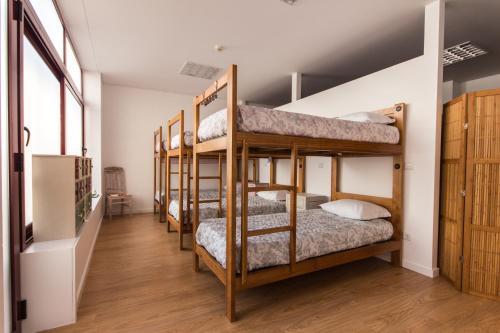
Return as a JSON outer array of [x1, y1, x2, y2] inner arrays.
[[191, 65, 405, 321], [165, 111, 306, 250], [153, 127, 167, 222]]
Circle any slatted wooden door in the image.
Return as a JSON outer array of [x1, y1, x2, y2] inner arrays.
[[439, 95, 468, 289], [463, 89, 500, 300]]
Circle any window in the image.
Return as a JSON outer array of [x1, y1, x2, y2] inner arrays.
[[65, 87, 83, 155], [23, 36, 62, 226], [11, 0, 85, 242], [66, 37, 82, 92], [29, 0, 64, 59]]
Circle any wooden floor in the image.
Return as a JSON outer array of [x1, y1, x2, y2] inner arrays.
[[47, 214, 500, 333]]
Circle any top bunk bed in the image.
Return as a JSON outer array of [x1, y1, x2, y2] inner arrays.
[[194, 65, 405, 157]]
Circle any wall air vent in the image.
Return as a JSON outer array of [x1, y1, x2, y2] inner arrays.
[[443, 42, 487, 66], [179, 62, 222, 80]]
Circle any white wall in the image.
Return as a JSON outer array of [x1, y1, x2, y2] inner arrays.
[[102, 85, 225, 214], [84, 72, 103, 195], [443, 74, 500, 103], [1, 0, 10, 329], [272, 0, 445, 278], [459, 73, 500, 95]]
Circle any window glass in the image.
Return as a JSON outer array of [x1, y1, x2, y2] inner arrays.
[[30, 0, 64, 59], [65, 38, 82, 92], [23, 36, 61, 226], [65, 87, 83, 156]]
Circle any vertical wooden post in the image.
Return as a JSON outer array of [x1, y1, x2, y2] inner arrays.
[[391, 103, 405, 267], [218, 153, 223, 217], [186, 151, 191, 229], [252, 158, 258, 183], [241, 141, 249, 285], [297, 157, 305, 193], [225, 64, 238, 322], [269, 157, 276, 185], [153, 133, 157, 215], [166, 154, 171, 232], [331, 157, 339, 200], [289, 145, 298, 272], [193, 100, 200, 271], [158, 128, 163, 221], [178, 112, 185, 250]]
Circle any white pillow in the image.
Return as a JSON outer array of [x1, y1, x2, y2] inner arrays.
[[257, 190, 288, 201], [320, 199, 391, 220], [337, 112, 395, 124]]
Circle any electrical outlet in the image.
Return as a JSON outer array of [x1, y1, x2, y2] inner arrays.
[[404, 233, 410, 241], [318, 163, 324, 169]]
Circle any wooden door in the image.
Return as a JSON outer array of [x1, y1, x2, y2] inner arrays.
[[439, 95, 468, 289], [463, 89, 500, 300]]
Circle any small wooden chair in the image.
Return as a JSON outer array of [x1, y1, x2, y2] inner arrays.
[[104, 167, 132, 220]]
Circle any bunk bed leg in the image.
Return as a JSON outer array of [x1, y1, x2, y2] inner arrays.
[[193, 100, 200, 272], [166, 154, 171, 233], [226, 64, 238, 322], [153, 155, 157, 215], [391, 102, 405, 267], [179, 154, 184, 250]]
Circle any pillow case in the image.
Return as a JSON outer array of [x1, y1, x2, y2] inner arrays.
[[337, 112, 395, 124], [257, 190, 288, 202], [320, 199, 391, 220]]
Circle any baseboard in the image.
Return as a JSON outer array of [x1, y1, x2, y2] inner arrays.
[[402, 259, 439, 278]]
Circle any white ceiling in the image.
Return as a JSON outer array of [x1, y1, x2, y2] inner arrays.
[[57, 0, 436, 105]]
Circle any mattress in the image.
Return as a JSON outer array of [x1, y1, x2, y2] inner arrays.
[[196, 209, 393, 272], [168, 195, 286, 223], [198, 105, 400, 144]]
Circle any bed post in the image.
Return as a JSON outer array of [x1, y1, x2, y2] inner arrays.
[[391, 103, 405, 266], [193, 100, 200, 271], [252, 158, 258, 182], [298, 157, 305, 193], [159, 128, 164, 221], [226, 64, 238, 321], [290, 145, 298, 272], [154, 131, 158, 215], [218, 153, 223, 217], [241, 141, 249, 285], [331, 156, 340, 200], [166, 126, 172, 232], [178, 111, 185, 250], [269, 157, 276, 185]]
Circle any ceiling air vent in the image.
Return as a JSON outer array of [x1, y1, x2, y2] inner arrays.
[[179, 62, 222, 80], [443, 42, 487, 66]]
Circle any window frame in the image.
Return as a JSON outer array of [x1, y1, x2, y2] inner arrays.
[[20, 0, 85, 246], [8, 1, 85, 329]]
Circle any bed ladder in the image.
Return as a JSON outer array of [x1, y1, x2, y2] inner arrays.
[[240, 142, 298, 285]]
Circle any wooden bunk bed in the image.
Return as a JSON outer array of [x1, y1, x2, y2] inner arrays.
[[191, 65, 405, 321], [165, 110, 306, 250], [153, 127, 167, 222]]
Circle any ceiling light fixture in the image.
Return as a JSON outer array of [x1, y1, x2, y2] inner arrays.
[[281, 0, 297, 5], [443, 41, 487, 66]]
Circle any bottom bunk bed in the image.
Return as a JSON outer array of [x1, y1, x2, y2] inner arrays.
[[196, 209, 394, 272], [169, 193, 287, 223]]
